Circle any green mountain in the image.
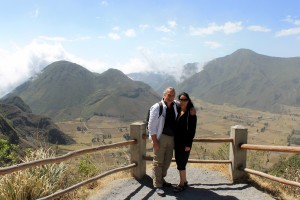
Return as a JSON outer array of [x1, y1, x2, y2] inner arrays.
[[127, 72, 177, 95], [178, 49, 300, 112], [4, 61, 160, 121], [0, 97, 74, 149]]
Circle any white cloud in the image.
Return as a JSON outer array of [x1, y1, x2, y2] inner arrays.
[[223, 21, 243, 34], [283, 15, 300, 25], [115, 58, 149, 74], [112, 26, 120, 31], [74, 36, 91, 41], [156, 25, 171, 33], [139, 24, 150, 30], [190, 21, 243, 36], [247, 25, 271, 32], [0, 41, 67, 97], [0, 40, 108, 97], [168, 20, 177, 28], [204, 41, 222, 49], [190, 23, 221, 35], [275, 27, 300, 37], [38, 36, 91, 42], [108, 33, 121, 40], [276, 16, 300, 37], [39, 36, 68, 42], [156, 21, 177, 33], [136, 46, 185, 79], [124, 29, 136, 37]]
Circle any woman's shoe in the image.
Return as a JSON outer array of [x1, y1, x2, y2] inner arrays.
[[184, 181, 188, 187], [173, 184, 185, 193]]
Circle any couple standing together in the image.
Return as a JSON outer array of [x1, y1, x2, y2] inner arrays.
[[148, 87, 197, 196]]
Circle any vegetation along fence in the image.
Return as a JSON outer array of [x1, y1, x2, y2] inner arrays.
[[0, 123, 299, 199]]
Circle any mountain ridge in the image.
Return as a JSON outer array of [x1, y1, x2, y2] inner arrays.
[[4, 61, 160, 121], [178, 49, 300, 112]]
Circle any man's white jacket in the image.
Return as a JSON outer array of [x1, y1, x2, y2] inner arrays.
[[148, 100, 178, 140]]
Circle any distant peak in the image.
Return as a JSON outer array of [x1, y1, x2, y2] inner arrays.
[[232, 49, 257, 56], [102, 68, 126, 76], [42, 60, 90, 74]]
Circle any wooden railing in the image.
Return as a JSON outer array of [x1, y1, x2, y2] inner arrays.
[[229, 125, 300, 188], [141, 125, 300, 188], [240, 144, 300, 187], [0, 140, 136, 176], [0, 123, 143, 200], [1, 123, 299, 199], [143, 137, 233, 165]]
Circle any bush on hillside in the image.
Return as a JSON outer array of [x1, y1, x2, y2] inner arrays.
[[269, 154, 300, 198], [0, 147, 74, 200], [0, 139, 19, 166]]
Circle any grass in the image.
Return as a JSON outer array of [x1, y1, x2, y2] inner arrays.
[[0, 147, 73, 200]]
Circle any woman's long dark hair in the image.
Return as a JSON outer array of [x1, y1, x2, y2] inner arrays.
[[178, 92, 194, 111]]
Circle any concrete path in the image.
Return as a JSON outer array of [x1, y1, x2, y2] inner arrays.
[[88, 166, 275, 200]]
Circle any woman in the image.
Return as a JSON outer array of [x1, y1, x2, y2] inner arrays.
[[174, 92, 197, 192]]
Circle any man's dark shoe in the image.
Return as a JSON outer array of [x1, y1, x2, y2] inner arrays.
[[155, 188, 165, 196], [163, 181, 172, 187]]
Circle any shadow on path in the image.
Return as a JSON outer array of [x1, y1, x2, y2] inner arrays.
[[123, 174, 240, 200]]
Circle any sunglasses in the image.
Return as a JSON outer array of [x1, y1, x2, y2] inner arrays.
[[179, 98, 189, 102]]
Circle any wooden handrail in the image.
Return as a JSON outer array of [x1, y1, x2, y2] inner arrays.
[[193, 138, 233, 143], [37, 163, 137, 200], [240, 144, 300, 153], [243, 167, 300, 188], [0, 140, 136, 175], [142, 134, 233, 143], [143, 156, 232, 164]]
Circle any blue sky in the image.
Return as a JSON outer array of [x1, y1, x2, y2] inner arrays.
[[1, 0, 300, 97]]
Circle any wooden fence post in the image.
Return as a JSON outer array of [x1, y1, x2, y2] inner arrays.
[[130, 122, 146, 180], [229, 125, 248, 182]]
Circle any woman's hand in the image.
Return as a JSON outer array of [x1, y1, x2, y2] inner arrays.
[[190, 107, 196, 115]]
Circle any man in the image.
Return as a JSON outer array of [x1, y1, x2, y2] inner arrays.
[[148, 87, 178, 196]]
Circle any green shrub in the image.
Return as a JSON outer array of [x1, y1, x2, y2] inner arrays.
[[0, 139, 19, 166], [77, 155, 97, 179]]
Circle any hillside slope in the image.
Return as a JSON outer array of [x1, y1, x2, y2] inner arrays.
[[179, 49, 300, 112], [0, 97, 74, 149], [4, 61, 161, 121]]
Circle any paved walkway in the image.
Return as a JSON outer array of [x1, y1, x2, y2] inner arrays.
[[88, 166, 275, 200]]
